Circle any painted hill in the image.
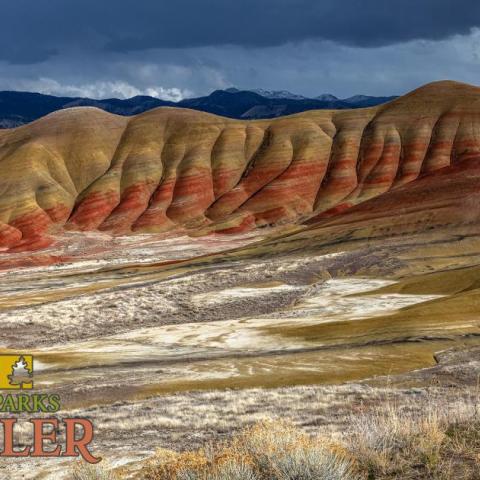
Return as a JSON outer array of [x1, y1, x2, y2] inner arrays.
[[0, 80, 478, 252], [0, 89, 396, 128]]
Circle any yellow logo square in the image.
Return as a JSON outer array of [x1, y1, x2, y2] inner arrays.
[[0, 355, 33, 390]]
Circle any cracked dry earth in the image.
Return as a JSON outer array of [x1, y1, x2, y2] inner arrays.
[[0, 228, 480, 478]]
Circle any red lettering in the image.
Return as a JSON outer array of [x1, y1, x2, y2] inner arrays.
[[0, 417, 100, 462], [63, 418, 101, 464], [0, 418, 30, 457], [30, 419, 61, 457]]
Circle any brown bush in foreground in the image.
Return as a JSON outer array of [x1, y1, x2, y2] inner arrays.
[[142, 420, 357, 480]]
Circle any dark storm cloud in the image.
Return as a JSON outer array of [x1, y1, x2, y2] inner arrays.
[[1, 0, 479, 64]]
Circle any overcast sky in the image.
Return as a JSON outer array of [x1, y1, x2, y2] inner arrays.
[[1, 0, 480, 100]]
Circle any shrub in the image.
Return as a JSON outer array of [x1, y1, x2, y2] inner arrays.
[[233, 420, 356, 480], [143, 420, 357, 480]]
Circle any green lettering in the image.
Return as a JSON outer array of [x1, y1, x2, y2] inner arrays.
[[47, 394, 61, 413], [3, 395, 16, 413], [17, 394, 31, 413], [32, 394, 49, 413]]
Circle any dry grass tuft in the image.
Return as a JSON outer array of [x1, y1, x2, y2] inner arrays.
[[346, 391, 480, 479], [71, 461, 120, 480], [142, 419, 357, 480]]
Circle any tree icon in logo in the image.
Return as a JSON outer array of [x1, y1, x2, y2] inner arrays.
[[8, 356, 33, 389]]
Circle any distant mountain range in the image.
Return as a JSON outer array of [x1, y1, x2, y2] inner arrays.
[[0, 88, 398, 128]]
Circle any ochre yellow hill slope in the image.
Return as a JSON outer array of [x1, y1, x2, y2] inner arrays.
[[0, 80, 479, 251]]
